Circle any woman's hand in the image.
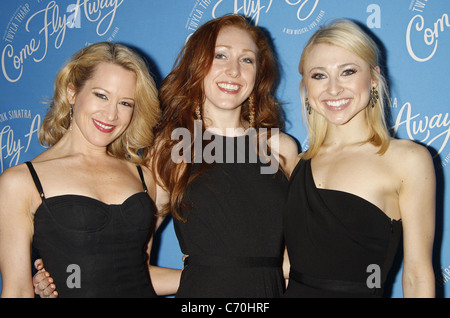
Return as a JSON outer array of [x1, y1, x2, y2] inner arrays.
[[33, 259, 58, 298]]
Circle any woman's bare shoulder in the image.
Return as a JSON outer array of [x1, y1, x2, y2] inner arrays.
[[387, 139, 433, 162], [278, 132, 299, 156], [0, 162, 39, 213], [0, 162, 32, 187], [272, 132, 300, 175], [386, 138, 435, 176]]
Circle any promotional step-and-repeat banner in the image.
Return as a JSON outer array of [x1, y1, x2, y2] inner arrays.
[[0, 0, 449, 297]]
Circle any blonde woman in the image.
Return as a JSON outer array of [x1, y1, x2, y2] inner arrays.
[[284, 20, 435, 297], [0, 42, 172, 297]]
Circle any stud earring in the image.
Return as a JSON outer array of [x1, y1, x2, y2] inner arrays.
[[370, 87, 379, 108]]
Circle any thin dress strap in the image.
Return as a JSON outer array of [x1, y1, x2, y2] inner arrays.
[[25, 161, 45, 198], [136, 165, 148, 193]]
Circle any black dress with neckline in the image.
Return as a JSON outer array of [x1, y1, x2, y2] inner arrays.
[[27, 161, 157, 298], [174, 133, 288, 298], [284, 159, 402, 298]]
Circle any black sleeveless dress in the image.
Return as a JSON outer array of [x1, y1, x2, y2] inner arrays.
[[174, 133, 288, 298], [284, 159, 402, 298], [27, 162, 157, 298]]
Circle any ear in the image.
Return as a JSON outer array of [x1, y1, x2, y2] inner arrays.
[[372, 66, 381, 88], [67, 83, 76, 105], [299, 78, 307, 94]]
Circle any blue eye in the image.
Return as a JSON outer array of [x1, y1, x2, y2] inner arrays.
[[215, 53, 226, 59], [120, 101, 134, 108], [342, 69, 357, 76], [95, 93, 107, 100], [311, 73, 326, 80], [242, 57, 254, 64]]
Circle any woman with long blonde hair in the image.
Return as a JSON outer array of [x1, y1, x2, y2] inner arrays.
[[284, 19, 435, 298], [0, 42, 167, 297]]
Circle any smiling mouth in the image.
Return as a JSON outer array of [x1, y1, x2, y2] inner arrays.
[[324, 99, 351, 110], [217, 82, 241, 94], [93, 119, 116, 133], [325, 99, 350, 107]]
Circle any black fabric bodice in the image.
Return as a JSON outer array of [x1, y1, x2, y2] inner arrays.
[[27, 162, 157, 298], [173, 133, 288, 298], [284, 159, 402, 298]]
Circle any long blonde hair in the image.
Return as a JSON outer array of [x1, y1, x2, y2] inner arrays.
[[299, 19, 391, 159], [39, 42, 160, 164]]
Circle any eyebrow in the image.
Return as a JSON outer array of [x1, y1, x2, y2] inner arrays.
[[92, 87, 135, 101], [308, 63, 361, 73], [215, 45, 257, 55]]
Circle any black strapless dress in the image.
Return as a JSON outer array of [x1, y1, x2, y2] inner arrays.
[[284, 159, 402, 298], [27, 162, 157, 298]]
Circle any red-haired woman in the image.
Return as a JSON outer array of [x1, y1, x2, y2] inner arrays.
[[151, 14, 298, 298]]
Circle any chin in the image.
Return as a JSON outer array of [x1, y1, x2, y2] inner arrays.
[[89, 137, 117, 148], [326, 117, 352, 126]]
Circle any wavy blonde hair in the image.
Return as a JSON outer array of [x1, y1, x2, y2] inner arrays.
[[39, 42, 160, 164], [299, 19, 391, 159]]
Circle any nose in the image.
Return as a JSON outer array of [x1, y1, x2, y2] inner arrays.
[[226, 59, 240, 78], [327, 77, 343, 96], [105, 102, 119, 121]]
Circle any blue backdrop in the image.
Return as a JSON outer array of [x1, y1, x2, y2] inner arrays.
[[0, 0, 449, 298]]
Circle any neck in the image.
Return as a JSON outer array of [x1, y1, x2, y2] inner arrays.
[[323, 115, 371, 148], [203, 107, 248, 136], [54, 130, 111, 159]]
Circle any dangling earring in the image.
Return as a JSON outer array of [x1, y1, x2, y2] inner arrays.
[[195, 104, 201, 121], [123, 134, 131, 158], [123, 133, 129, 152], [69, 104, 73, 130], [305, 98, 311, 115], [370, 87, 379, 108], [248, 95, 255, 128]]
